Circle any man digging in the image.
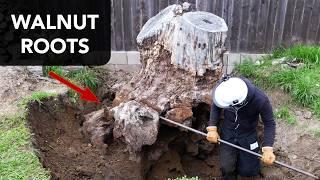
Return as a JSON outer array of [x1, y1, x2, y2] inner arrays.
[[207, 76, 276, 179]]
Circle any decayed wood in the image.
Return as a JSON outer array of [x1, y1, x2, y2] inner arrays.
[[111, 3, 227, 154], [136, 4, 228, 76]]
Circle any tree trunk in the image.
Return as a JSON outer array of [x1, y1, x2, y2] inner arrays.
[[111, 3, 228, 155]]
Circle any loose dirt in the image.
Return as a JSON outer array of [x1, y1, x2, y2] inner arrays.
[[27, 98, 142, 180], [0, 66, 66, 116]]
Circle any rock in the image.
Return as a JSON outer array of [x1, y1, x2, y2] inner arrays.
[[165, 107, 193, 123], [82, 109, 114, 149], [287, 62, 305, 69], [294, 110, 302, 116], [26, 66, 43, 77], [255, 60, 262, 65], [288, 154, 298, 160], [111, 100, 159, 155], [280, 64, 290, 69], [303, 111, 312, 119], [272, 57, 286, 65]]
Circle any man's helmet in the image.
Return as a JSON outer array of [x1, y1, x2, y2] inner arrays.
[[213, 77, 248, 108]]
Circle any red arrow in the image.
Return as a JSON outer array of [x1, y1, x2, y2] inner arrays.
[[48, 71, 100, 103]]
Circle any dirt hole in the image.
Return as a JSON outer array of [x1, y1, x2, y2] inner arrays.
[[26, 95, 222, 179]]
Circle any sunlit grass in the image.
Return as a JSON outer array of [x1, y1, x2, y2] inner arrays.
[[0, 115, 50, 179], [236, 45, 320, 118]]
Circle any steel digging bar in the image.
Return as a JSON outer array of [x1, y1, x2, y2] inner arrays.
[[160, 116, 320, 179]]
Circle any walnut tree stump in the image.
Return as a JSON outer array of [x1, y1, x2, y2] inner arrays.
[[111, 3, 228, 155]]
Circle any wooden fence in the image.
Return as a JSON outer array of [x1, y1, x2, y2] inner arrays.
[[111, 0, 320, 53]]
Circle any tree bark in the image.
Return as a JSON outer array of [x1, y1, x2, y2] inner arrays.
[[111, 3, 228, 155]]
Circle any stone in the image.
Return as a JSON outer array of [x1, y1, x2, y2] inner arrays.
[[255, 60, 262, 65], [272, 57, 286, 65], [294, 110, 303, 116], [303, 111, 312, 119], [111, 100, 159, 154], [165, 107, 193, 123], [26, 66, 43, 77], [288, 154, 298, 160]]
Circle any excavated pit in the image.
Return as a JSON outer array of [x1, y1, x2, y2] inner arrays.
[[27, 97, 142, 180], [26, 94, 223, 180], [25, 92, 320, 180]]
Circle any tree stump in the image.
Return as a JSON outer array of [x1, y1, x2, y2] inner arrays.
[[111, 3, 228, 156]]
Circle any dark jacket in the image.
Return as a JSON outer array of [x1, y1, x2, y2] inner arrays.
[[209, 78, 276, 147]]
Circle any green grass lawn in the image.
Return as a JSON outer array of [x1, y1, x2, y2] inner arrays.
[[236, 45, 320, 138], [43, 66, 98, 104], [0, 115, 50, 179], [0, 92, 57, 179], [274, 106, 297, 125], [236, 45, 320, 117]]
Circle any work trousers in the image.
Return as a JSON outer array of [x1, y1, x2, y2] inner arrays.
[[219, 128, 260, 180]]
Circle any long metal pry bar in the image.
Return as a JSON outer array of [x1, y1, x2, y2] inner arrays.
[[160, 116, 320, 179]]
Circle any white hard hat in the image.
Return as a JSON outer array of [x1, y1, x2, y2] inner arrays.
[[213, 77, 248, 108]]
